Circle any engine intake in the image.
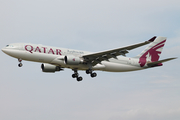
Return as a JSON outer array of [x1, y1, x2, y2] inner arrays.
[[41, 63, 61, 72], [64, 56, 82, 65]]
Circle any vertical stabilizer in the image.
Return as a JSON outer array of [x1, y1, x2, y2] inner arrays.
[[134, 37, 167, 67]]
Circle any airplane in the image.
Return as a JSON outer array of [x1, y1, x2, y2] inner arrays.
[[1, 36, 177, 81]]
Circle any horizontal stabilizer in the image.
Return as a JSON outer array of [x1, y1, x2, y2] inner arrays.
[[147, 57, 177, 67]]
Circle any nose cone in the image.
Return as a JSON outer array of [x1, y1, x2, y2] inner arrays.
[[1, 48, 6, 53], [1, 48, 12, 55], [2, 46, 19, 59]]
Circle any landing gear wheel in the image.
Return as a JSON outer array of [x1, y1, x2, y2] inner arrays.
[[72, 73, 78, 78], [18, 59, 23, 67], [18, 63, 23, 67], [86, 70, 90, 74], [91, 72, 97, 78], [86, 69, 93, 74], [77, 77, 83, 81], [72, 69, 83, 81]]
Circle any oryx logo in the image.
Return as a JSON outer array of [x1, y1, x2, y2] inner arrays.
[[139, 40, 166, 67]]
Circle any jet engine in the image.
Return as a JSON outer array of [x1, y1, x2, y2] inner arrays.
[[64, 56, 83, 65], [41, 63, 61, 72]]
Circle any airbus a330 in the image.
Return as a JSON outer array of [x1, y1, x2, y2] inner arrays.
[[2, 36, 176, 81]]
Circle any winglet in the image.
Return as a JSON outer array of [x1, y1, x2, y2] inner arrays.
[[148, 36, 157, 42]]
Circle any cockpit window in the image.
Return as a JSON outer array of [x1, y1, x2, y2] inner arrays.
[[6, 45, 9, 47]]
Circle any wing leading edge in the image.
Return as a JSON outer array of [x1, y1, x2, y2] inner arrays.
[[82, 36, 157, 65]]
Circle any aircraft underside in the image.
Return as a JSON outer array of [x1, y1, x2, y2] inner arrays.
[[16, 56, 144, 81]]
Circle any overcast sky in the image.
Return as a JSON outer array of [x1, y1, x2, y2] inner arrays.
[[0, 0, 180, 120]]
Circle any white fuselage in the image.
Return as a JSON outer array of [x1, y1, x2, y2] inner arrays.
[[2, 43, 146, 72]]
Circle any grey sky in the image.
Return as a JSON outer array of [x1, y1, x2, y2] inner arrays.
[[0, 0, 180, 120]]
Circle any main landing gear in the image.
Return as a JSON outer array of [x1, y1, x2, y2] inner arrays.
[[18, 58, 23, 67], [86, 69, 97, 78], [72, 69, 83, 82], [72, 69, 97, 82]]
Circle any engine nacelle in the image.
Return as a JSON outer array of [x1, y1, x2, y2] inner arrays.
[[64, 56, 82, 65], [41, 63, 61, 73]]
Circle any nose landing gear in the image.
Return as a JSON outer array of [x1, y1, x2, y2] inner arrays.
[[18, 58, 23, 67]]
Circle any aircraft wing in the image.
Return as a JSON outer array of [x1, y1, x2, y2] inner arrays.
[[82, 36, 157, 65]]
